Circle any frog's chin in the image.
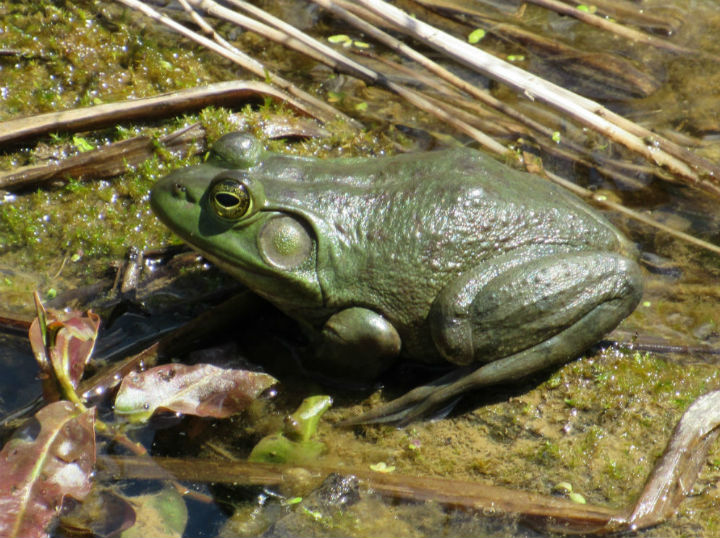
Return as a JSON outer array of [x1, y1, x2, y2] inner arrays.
[[196, 247, 324, 307], [192, 247, 273, 280]]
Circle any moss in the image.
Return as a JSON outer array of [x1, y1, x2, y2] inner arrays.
[[1, 1, 193, 120], [534, 440, 561, 466]]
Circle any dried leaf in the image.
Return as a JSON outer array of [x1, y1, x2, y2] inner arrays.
[[51, 315, 100, 384], [0, 401, 96, 538], [114, 364, 277, 422]]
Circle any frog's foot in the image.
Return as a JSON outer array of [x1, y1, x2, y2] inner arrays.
[[339, 367, 471, 426], [340, 326, 605, 426]]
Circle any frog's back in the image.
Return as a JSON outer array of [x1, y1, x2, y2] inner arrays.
[[296, 147, 631, 272]]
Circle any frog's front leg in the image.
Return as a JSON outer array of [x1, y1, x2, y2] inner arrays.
[[309, 307, 402, 381], [347, 250, 642, 424]]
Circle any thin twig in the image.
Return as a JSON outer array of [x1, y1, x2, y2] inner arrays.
[[199, 0, 381, 83], [188, 0, 508, 155], [111, 0, 358, 126], [0, 81, 317, 147], [544, 171, 720, 256], [315, 0, 543, 130], [0, 125, 205, 191], [554, 0, 681, 35], [524, 0, 707, 58], [98, 455, 621, 533], [176, 0, 239, 54], [316, 0, 652, 184], [352, 0, 720, 193], [369, 0, 720, 182]]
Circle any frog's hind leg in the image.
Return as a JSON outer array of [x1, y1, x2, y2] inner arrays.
[[343, 251, 642, 426], [362, 306, 624, 425]]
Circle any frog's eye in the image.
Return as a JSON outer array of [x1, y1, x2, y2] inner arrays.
[[209, 178, 252, 220]]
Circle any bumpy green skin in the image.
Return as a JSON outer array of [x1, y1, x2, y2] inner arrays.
[[151, 133, 643, 421]]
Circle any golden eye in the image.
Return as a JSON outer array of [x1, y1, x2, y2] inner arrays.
[[209, 178, 251, 220]]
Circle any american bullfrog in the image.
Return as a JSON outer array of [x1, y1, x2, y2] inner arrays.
[[151, 132, 643, 423]]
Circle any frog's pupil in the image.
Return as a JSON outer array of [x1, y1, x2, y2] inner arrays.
[[215, 192, 239, 208]]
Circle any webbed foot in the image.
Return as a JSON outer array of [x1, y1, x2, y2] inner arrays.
[[338, 366, 472, 426]]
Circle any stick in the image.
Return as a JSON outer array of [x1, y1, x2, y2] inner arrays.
[[351, 0, 720, 190], [111, 0, 358, 126], [0, 81, 321, 146], [524, 0, 706, 57], [189, 0, 508, 155]]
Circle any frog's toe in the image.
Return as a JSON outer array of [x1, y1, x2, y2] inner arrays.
[[385, 393, 461, 427], [338, 386, 434, 426], [338, 368, 470, 426]]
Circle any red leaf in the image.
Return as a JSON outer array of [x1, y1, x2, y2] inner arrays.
[[50, 314, 100, 386], [29, 306, 100, 402], [114, 363, 277, 422], [0, 401, 96, 538]]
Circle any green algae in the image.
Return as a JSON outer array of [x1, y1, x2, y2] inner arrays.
[[0, 0, 241, 306], [0, 1, 221, 120]]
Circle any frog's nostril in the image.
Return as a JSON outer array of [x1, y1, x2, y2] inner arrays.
[[171, 182, 189, 200]]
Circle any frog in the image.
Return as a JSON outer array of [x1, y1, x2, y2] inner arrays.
[[150, 132, 643, 424]]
